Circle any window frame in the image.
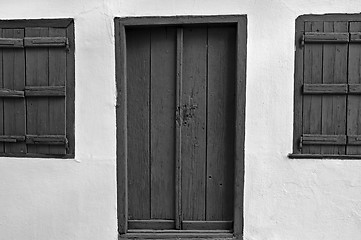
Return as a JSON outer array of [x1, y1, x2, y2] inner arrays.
[[0, 19, 75, 159], [290, 14, 361, 159], [115, 15, 247, 239]]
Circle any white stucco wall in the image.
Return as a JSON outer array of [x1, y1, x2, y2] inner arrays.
[[1, 0, 361, 239]]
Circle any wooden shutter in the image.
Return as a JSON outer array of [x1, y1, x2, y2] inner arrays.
[[295, 18, 361, 156], [0, 19, 74, 157]]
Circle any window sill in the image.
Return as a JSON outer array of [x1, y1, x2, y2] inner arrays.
[[119, 230, 234, 239], [0, 153, 74, 159], [288, 153, 361, 159]]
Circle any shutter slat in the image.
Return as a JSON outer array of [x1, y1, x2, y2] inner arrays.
[[26, 135, 67, 145], [350, 32, 361, 43], [0, 38, 23, 48], [303, 32, 349, 43], [303, 84, 348, 94], [302, 134, 347, 145], [0, 135, 25, 142], [25, 86, 65, 97], [0, 89, 24, 97], [24, 37, 67, 47]]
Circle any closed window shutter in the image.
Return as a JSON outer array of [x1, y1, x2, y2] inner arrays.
[[298, 20, 361, 155], [25, 27, 67, 155], [301, 21, 348, 154]]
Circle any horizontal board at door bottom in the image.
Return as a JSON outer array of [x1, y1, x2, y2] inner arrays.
[[128, 220, 232, 230], [182, 221, 233, 230], [128, 220, 174, 230], [122, 230, 233, 239]]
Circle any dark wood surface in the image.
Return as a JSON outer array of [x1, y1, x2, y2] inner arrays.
[[302, 21, 323, 154], [26, 27, 50, 155], [294, 15, 361, 157], [150, 27, 176, 220], [126, 28, 151, 220], [181, 26, 208, 221], [0, 19, 72, 28], [116, 15, 246, 235], [3, 28, 26, 154], [321, 21, 347, 154], [206, 26, 235, 221], [347, 21, 361, 154], [115, 20, 128, 234], [0, 20, 74, 158], [175, 27, 183, 230]]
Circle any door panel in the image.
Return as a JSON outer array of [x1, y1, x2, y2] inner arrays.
[[150, 27, 177, 219], [126, 25, 236, 230], [181, 27, 208, 221], [126, 28, 151, 220], [206, 26, 236, 221]]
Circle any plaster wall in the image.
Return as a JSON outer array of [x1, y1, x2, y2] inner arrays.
[[0, 0, 361, 239]]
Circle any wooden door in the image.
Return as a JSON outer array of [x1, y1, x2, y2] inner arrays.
[[125, 25, 236, 231]]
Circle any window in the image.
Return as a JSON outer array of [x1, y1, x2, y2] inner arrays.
[[115, 16, 246, 239], [0, 19, 74, 158], [291, 14, 361, 158]]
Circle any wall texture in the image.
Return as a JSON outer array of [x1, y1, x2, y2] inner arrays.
[[0, 0, 361, 239]]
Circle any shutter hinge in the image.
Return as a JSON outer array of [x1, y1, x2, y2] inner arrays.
[[300, 35, 305, 48], [299, 136, 303, 150]]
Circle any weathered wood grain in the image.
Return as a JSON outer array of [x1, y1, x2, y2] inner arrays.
[[150, 27, 176, 220], [48, 28, 67, 155], [24, 37, 67, 47], [128, 220, 174, 230], [303, 84, 347, 94], [0, 38, 23, 48], [175, 27, 183, 230], [116, 21, 128, 233], [206, 26, 235, 221], [0, 30, 4, 152], [181, 27, 207, 221], [66, 21, 75, 157], [25, 86, 65, 96], [3, 28, 26, 154], [126, 28, 151, 220], [182, 220, 233, 230], [25, 27, 49, 154], [303, 32, 349, 43], [302, 21, 323, 154], [321, 21, 347, 154], [233, 16, 247, 237], [347, 22, 361, 154]]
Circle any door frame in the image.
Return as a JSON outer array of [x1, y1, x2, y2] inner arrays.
[[115, 15, 247, 238]]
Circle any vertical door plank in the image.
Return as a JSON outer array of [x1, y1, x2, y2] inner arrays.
[[321, 21, 347, 154], [175, 27, 183, 230], [302, 22, 323, 154], [3, 28, 26, 153], [181, 27, 207, 221], [25, 27, 49, 154], [126, 29, 151, 220], [206, 26, 235, 221], [48, 27, 66, 155], [0, 29, 4, 153], [150, 27, 176, 220], [347, 22, 361, 154]]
